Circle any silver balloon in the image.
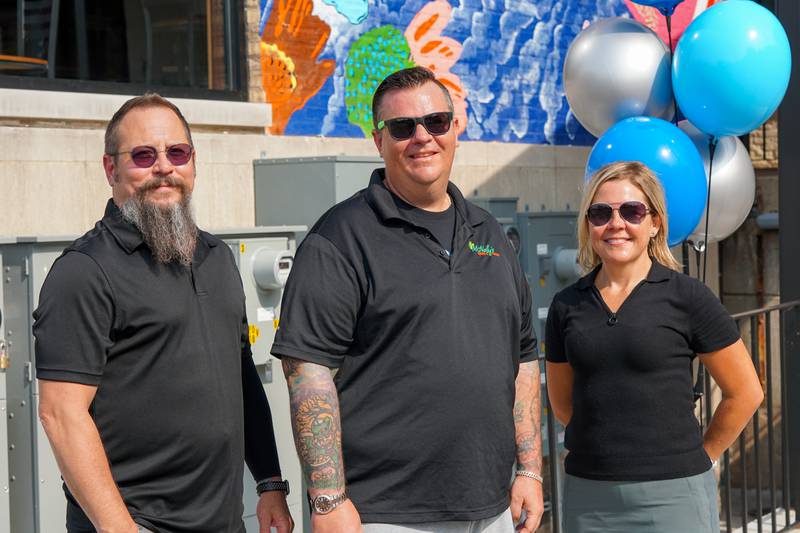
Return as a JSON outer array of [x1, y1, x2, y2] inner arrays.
[[679, 121, 756, 245], [564, 17, 675, 138]]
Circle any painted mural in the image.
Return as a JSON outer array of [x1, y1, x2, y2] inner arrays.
[[258, 0, 718, 145]]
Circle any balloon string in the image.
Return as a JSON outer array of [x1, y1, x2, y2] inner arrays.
[[701, 137, 718, 284]]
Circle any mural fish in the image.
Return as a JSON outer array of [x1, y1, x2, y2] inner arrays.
[[260, 0, 336, 134]]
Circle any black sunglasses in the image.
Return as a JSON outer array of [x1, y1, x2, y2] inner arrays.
[[587, 201, 651, 226], [376, 111, 453, 140], [113, 143, 194, 168]]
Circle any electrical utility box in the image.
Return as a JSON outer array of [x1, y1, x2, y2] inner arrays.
[[0, 227, 303, 533], [254, 156, 384, 241], [516, 211, 582, 341]]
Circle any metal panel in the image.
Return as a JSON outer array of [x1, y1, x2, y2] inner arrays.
[[2, 245, 37, 533], [0, 244, 11, 533], [254, 156, 383, 241], [516, 211, 581, 340], [777, 0, 800, 514], [333, 160, 383, 203]]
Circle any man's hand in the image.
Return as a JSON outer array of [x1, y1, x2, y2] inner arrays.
[[310, 499, 362, 533], [510, 476, 544, 532], [256, 491, 294, 533]]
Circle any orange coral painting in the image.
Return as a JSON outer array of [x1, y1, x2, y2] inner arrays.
[[261, 0, 336, 134], [405, 0, 468, 136]]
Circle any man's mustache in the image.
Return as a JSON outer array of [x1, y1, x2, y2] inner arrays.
[[139, 176, 187, 194]]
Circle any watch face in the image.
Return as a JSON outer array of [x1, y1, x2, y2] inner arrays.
[[314, 495, 333, 513]]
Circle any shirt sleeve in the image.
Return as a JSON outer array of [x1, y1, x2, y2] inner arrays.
[[545, 296, 568, 363], [512, 253, 538, 362], [270, 233, 362, 368], [242, 354, 281, 480], [689, 279, 741, 354], [33, 251, 115, 385]]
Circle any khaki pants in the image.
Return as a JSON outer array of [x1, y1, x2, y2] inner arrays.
[[362, 508, 514, 533]]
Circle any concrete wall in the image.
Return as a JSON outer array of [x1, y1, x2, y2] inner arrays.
[[0, 123, 589, 237]]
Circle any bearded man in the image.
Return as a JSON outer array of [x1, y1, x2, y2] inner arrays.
[[32, 94, 293, 533]]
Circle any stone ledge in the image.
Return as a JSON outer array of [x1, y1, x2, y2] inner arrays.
[[0, 88, 272, 129]]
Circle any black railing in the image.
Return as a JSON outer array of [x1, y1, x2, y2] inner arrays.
[[540, 299, 800, 533]]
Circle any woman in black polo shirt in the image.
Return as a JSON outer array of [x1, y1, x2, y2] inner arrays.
[[545, 161, 763, 533]]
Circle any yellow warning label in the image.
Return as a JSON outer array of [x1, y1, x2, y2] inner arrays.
[[273, 319, 280, 331], [539, 276, 546, 287], [240, 243, 246, 254], [248, 324, 260, 345]]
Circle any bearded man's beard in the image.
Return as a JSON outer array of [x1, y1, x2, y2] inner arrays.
[[119, 177, 198, 267]]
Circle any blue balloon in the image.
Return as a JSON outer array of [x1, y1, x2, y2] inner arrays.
[[673, 0, 791, 137], [631, 0, 683, 16], [586, 117, 707, 247]]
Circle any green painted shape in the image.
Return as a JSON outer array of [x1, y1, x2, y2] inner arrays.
[[345, 25, 416, 137]]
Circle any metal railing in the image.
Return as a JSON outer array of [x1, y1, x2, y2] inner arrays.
[[540, 299, 800, 533]]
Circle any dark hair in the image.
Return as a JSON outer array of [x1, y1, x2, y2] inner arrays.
[[371, 66, 454, 128], [104, 92, 193, 155]]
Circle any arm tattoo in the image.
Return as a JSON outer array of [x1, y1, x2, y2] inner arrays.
[[282, 357, 345, 492], [514, 360, 542, 473]]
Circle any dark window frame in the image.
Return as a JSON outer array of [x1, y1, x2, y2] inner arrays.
[[0, 0, 248, 102]]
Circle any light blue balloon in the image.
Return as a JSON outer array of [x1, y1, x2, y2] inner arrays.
[[631, 0, 683, 16], [673, 0, 791, 137], [585, 117, 707, 247]]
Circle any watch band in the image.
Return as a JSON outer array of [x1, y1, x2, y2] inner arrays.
[[310, 492, 349, 514], [516, 470, 544, 483], [256, 479, 290, 496]]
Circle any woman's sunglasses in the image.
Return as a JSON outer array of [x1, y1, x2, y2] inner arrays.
[[376, 111, 453, 140], [113, 143, 194, 168], [586, 201, 651, 226]]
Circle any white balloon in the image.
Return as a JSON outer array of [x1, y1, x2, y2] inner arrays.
[[564, 17, 675, 138], [679, 121, 756, 245]]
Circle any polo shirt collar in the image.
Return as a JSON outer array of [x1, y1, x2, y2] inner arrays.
[[100, 198, 217, 260], [102, 199, 144, 254], [576, 259, 673, 290], [365, 168, 490, 227]]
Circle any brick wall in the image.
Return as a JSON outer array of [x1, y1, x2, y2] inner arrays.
[[244, 0, 266, 103], [749, 114, 779, 169]]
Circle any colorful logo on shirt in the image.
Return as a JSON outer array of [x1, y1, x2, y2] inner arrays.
[[468, 241, 500, 257]]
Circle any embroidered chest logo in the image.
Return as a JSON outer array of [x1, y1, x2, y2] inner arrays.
[[468, 241, 501, 257]]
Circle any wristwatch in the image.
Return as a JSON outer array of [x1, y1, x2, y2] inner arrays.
[[256, 479, 290, 496], [310, 492, 348, 514]]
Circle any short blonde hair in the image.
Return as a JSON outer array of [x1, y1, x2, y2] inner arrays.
[[577, 161, 681, 273]]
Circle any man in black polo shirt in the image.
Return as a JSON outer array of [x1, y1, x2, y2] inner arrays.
[[272, 67, 544, 532], [33, 94, 293, 533]]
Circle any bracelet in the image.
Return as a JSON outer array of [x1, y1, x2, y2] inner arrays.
[[256, 479, 290, 496], [516, 470, 543, 483]]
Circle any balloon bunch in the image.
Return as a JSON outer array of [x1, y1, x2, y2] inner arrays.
[[565, 0, 791, 266]]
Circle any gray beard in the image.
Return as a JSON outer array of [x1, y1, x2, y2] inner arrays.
[[119, 179, 198, 267]]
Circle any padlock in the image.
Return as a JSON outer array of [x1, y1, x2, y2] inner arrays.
[[0, 341, 8, 370]]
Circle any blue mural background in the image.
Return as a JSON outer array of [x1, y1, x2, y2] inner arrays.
[[259, 0, 630, 146]]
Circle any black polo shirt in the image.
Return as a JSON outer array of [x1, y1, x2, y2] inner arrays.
[[545, 261, 740, 481], [271, 169, 537, 523], [33, 200, 253, 532]]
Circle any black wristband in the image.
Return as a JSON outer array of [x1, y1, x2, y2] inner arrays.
[[256, 479, 290, 496]]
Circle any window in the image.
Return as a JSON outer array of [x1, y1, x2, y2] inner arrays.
[[0, 0, 244, 99]]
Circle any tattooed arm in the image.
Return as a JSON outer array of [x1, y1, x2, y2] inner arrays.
[[282, 357, 361, 532], [510, 360, 544, 533]]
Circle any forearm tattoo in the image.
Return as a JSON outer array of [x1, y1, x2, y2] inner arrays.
[[282, 357, 345, 492], [514, 360, 543, 473]]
